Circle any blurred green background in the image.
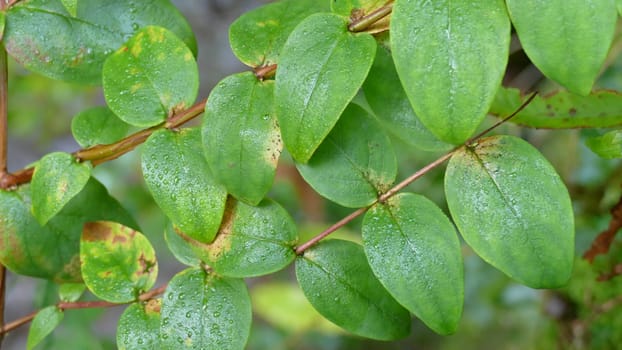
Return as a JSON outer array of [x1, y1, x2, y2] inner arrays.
[[3, 1, 622, 349]]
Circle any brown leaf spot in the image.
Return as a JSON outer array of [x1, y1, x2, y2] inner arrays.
[[145, 299, 162, 314], [82, 222, 113, 242], [568, 108, 577, 116]]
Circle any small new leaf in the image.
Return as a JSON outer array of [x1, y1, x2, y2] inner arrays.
[[27, 306, 64, 350]]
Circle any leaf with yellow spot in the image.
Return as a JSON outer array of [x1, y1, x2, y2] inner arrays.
[[31, 152, 92, 225], [229, 0, 328, 67], [203, 72, 281, 205], [103, 26, 198, 127], [178, 197, 298, 278], [80, 221, 158, 303]]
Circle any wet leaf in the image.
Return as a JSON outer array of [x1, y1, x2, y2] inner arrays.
[[585, 130, 622, 159], [506, 0, 617, 95], [391, 0, 510, 144], [164, 223, 201, 267], [27, 306, 64, 350], [142, 128, 227, 244], [275, 13, 376, 162], [363, 193, 464, 335], [203, 72, 281, 205], [363, 46, 451, 152], [445, 136, 574, 288], [160, 268, 251, 350], [296, 239, 411, 340], [331, 0, 386, 16], [71, 106, 130, 148], [229, 0, 328, 67], [4, 0, 195, 84], [490, 88, 622, 129], [117, 300, 161, 350], [30, 152, 92, 225], [296, 103, 396, 208], [182, 198, 297, 278], [0, 178, 137, 282], [103, 26, 198, 127], [81, 221, 158, 303]]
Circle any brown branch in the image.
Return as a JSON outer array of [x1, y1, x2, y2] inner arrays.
[[0, 41, 9, 349], [348, 2, 393, 33], [0, 99, 207, 190], [0, 284, 167, 335], [583, 192, 622, 262]]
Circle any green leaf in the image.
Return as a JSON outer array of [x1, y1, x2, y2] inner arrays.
[[160, 268, 252, 350], [490, 88, 622, 129], [203, 72, 281, 205], [80, 221, 158, 303], [445, 135, 574, 288], [4, 0, 196, 84], [27, 306, 64, 350], [181, 198, 297, 278], [363, 46, 451, 152], [142, 128, 227, 243], [618, 0, 622, 14], [71, 106, 130, 148], [585, 130, 622, 159], [103, 25, 199, 127], [251, 282, 342, 334], [58, 283, 86, 302], [30, 152, 92, 225], [391, 0, 510, 144], [331, 0, 386, 16], [229, 0, 328, 67], [296, 239, 411, 340], [117, 300, 161, 350], [164, 223, 201, 267], [0, 178, 137, 282], [296, 103, 396, 208], [275, 13, 376, 162], [362, 193, 463, 335], [506, 0, 617, 95], [59, 0, 77, 16]]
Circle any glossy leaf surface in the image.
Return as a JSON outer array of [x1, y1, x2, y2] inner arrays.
[[31, 152, 91, 225], [58, 283, 86, 302], [296, 239, 411, 340], [363, 193, 463, 334], [296, 104, 396, 208], [182, 198, 297, 278], [142, 128, 227, 243], [506, 0, 617, 95], [103, 26, 198, 127], [81, 221, 158, 303], [490, 88, 622, 129], [275, 13, 376, 162], [585, 130, 622, 159], [27, 306, 64, 350], [391, 0, 510, 144], [4, 0, 195, 84], [71, 106, 130, 148], [164, 224, 201, 267], [363, 46, 451, 151], [0, 179, 136, 282], [331, 0, 386, 16], [117, 300, 161, 350], [160, 268, 251, 350], [229, 0, 328, 67], [445, 136, 574, 288], [203, 72, 281, 205]]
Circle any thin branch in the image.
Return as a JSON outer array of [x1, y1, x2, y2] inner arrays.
[[348, 2, 393, 33], [0, 284, 167, 335], [0, 99, 207, 189], [0, 41, 9, 349], [295, 92, 539, 254], [583, 191, 622, 262]]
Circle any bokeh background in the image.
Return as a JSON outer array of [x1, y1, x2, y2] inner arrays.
[[3, 1, 622, 349]]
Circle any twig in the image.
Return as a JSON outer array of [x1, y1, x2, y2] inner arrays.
[[0, 99, 207, 189], [295, 92, 539, 254], [583, 191, 622, 262], [0, 41, 9, 349], [348, 2, 393, 33], [0, 284, 167, 335]]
